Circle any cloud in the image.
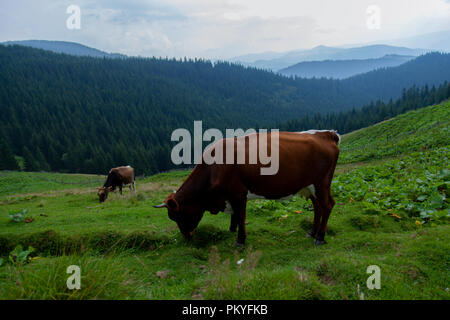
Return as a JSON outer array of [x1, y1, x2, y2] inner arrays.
[[0, 0, 449, 58]]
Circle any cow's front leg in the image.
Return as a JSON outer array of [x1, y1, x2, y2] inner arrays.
[[231, 199, 247, 246], [119, 185, 123, 195]]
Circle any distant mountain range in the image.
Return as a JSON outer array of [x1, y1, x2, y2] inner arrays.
[[232, 44, 429, 71], [278, 54, 415, 79], [1, 40, 125, 59], [232, 29, 450, 72], [3, 39, 444, 81]]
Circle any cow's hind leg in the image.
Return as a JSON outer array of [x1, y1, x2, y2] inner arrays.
[[307, 194, 322, 239], [314, 187, 335, 245], [230, 199, 247, 246]]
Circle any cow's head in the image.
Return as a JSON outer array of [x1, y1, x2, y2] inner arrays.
[[97, 186, 113, 203], [154, 192, 205, 239]]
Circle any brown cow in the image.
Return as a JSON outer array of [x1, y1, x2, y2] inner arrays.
[[98, 166, 136, 203], [154, 130, 340, 246]]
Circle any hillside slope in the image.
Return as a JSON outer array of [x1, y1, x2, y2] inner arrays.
[[343, 53, 450, 102], [339, 100, 450, 163], [279, 82, 450, 135], [0, 45, 449, 175], [334, 100, 449, 224]]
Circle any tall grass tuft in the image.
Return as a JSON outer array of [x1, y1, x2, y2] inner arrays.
[[0, 250, 138, 299], [203, 246, 328, 299]]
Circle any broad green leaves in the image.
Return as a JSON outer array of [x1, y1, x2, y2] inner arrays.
[[9, 245, 35, 266], [8, 209, 28, 222], [333, 147, 449, 223]]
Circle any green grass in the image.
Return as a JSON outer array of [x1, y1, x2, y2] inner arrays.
[[0, 171, 105, 198], [0, 102, 449, 300]]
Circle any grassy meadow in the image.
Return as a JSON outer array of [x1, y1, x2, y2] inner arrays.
[[0, 102, 449, 300]]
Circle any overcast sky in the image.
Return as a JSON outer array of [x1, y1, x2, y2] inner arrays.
[[1, 0, 449, 59]]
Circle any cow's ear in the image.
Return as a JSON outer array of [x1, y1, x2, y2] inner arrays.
[[167, 198, 179, 212]]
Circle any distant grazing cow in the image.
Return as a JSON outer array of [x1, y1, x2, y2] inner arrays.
[[98, 166, 136, 203], [154, 130, 340, 246]]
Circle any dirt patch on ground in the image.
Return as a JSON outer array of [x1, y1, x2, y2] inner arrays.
[[3, 181, 181, 201]]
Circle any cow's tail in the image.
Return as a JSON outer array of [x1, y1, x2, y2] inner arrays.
[[131, 166, 136, 182]]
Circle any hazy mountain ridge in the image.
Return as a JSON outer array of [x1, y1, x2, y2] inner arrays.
[[1, 40, 126, 59], [232, 29, 450, 71], [233, 44, 429, 71], [279, 54, 415, 79]]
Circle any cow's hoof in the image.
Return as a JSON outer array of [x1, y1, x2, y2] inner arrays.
[[306, 230, 315, 238], [314, 239, 327, 246], [234, 241, 245, 248]]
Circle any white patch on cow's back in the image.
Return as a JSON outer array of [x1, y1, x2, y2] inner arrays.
[[296, 129, 341, 145], [297, 129, 332, 135]]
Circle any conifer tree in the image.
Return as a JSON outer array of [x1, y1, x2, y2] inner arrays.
[[0, 139, 19, 170]]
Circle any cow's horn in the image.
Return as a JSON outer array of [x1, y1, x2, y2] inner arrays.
[[153, 203, 167, 208]]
